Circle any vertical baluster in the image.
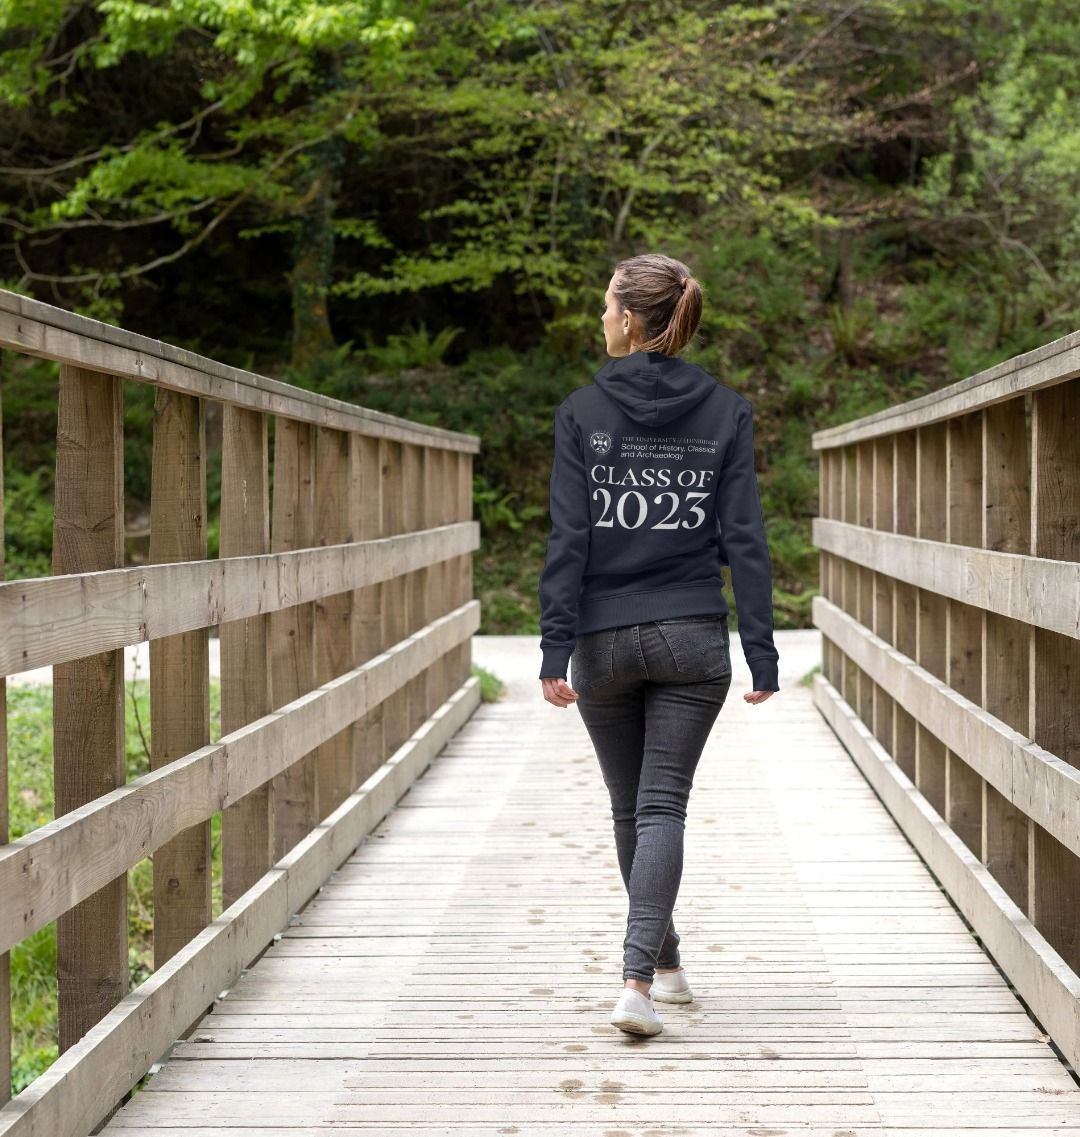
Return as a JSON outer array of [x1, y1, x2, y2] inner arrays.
[[351, 434, 385, 784], [149, 387, 211, 967], [1029, 378, 1080, 974], [871, 436, 894, 759], [457, 447, 475, 688], [380, 439, 409, 753], [269, 418, 317, 857], [314, 426, 353, 816], [914, 421, 947, 816], [402, 443, 427, 732], [52, 365, 128, 1051], [220, 405, 272, 908], [424, 445, 447, 705], [944, 411, 984, 855], [981, 396, 1030, 909], [893, 430, 917, 781]]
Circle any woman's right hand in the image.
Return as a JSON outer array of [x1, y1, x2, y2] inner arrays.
[[541, 677, 579, 708], [743, 689, 776, 705]]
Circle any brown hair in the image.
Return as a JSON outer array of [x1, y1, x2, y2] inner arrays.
[[611, 253, 702, 356]]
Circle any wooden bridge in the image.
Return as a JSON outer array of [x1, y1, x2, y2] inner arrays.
[[0, 289, 1078, 1135]]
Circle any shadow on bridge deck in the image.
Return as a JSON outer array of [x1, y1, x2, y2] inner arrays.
[[100, 631, 1080, 1135]]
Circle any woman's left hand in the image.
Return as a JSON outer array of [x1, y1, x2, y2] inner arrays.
[[541, 677, 578, 708]]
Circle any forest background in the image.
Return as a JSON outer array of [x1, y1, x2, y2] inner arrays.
[[1, 0, 1079, 1089]]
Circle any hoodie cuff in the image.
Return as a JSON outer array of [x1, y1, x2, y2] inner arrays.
[[539, 643, 574, 681], [748, 656, 779, 693]]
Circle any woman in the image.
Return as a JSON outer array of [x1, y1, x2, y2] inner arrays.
[[537, 252, 779, 1036]]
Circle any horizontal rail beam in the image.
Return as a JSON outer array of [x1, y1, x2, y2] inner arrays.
[[0, 290, 479, 453], [813, 518, 1080, 640], [814, 595, 1080, 860], [0, 521, 479, 677], [811, 328, 1080, 449], [0, 675, 482, 1137], [814, 672, 1080, 1073], [0, 600, 479, 954]]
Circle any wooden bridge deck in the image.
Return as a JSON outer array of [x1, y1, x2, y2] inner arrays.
[[100, 631, 1080, 1136]]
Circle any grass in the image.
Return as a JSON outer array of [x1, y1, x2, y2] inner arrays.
[[7, 672, 222, 1094], [472, 662, 505, 702]]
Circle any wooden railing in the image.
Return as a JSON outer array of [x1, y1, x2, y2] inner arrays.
[[811, 330, 1080, 1069], [0, 290, 482, 1136]]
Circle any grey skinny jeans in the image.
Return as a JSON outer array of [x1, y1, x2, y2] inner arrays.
[[570, 614, 733, 983]]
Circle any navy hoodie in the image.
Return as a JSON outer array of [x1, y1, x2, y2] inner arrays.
[[537, 350, 780, 692]]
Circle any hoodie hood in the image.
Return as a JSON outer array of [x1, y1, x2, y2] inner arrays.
[[593, 351, 717, 427]]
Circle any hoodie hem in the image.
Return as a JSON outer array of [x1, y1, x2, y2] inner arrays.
[[576, 582, 728, 635]]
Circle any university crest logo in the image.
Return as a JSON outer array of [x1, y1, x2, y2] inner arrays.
[[589, 431, 613, 455]]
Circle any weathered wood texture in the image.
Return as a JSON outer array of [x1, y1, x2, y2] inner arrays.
[[0, 292, 479, 1131], [94, 635, 1080, 1134], [813, 340, 1080, 1073], [51, 365, 128, 1054]]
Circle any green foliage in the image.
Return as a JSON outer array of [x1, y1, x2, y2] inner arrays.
[[471, 662, 505, 702]]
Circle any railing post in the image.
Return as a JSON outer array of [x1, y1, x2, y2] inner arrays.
[[52, 364, 128, 1048], [380, 439, 409, 753], [149, 386, 211, 967], [892, 431, 917, 781], [456, 447, 474, 688], [402, 443, 428, 734], [220, 405, 273, 908], [914, 422, 947, 817], [980, 397, 1030, 909], [424, 445, 449, 706], [351, 434, 386, 784], [269, 417, 317, 857], [314, 425, 354, 817], [1029, 378, 1080, 975], [944, 411, 984, 856], [870, 435, 894, 763]]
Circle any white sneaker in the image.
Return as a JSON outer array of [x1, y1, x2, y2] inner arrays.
[[610, 987, 663, 1035], [652, 966, 693, 1003]]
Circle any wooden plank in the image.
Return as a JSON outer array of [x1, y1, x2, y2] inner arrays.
[[811, 323, 1080, 449], [269, 417, 317, 857], [815, 671, 1080, 1072], [810, 519, 1080, 641], [220, 405, 273, 909], [1030, 378, 1080, 976], [0, 602, 479, 955], [0, 289, 478, 454], [314, 426, 354, 818], [813, 598, 1080, 861], [0, 676, 480, 1137], [453, 449, 473, 691], [0, 520, 477, 679], [51, 364, 127, 1053], [82, 633, 1080, 1137], [945, 410, 983, 856], [402, 443, 428, 735], [380, 440, 409, 755], [148, 386, 211, 968], [349, 434, 385, 786]]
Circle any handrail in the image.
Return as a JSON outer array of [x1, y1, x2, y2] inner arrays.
[[810, 333, 1080, 1071], [0, 290, 482, 1136]]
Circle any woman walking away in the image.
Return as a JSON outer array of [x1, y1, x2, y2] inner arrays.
[[537, 253, 779, 1036]]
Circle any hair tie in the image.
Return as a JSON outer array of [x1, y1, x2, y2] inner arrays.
[[680, 276, 690, 293]]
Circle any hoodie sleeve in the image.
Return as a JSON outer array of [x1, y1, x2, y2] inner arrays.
[[715, 400, 780, 691], [538, 398, 591, 680]]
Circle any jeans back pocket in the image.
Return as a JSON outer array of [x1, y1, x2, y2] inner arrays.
[[654, 616, 731, 681], [570, 627, 618, 692]]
